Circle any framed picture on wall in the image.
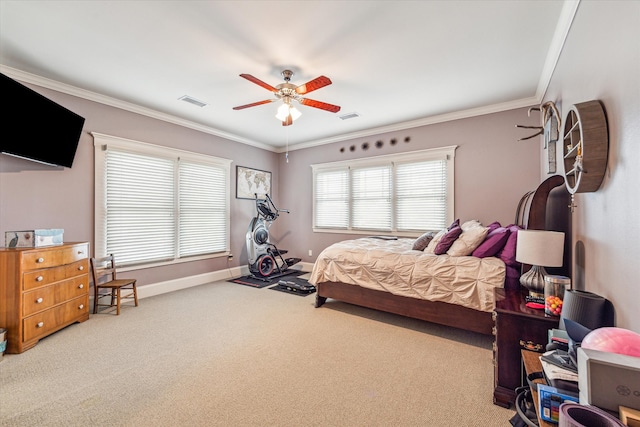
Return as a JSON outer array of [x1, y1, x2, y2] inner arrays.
[[236, 166, 272, 200]]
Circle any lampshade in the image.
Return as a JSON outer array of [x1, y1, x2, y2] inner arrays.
[[275, 103, 301, 122], [516, 230, 564, 267], [516, 230, 565, 298], [289, 106, 301, 121]]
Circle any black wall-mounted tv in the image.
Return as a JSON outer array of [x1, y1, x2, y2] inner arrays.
[[0, 73, 86, 168]]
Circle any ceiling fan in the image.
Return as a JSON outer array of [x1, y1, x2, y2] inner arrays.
[[232, 69, 341, 126]]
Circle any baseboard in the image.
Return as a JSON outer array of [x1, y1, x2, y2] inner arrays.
[[135, 261, 314, 299]]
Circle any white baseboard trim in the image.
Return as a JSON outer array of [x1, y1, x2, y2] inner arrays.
[[136, 261, 314, 300]]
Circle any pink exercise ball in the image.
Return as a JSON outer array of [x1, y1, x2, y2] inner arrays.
[[581, 327, 640, 358]]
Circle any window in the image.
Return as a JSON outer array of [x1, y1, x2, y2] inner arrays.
[[93, 133, 232, 267], [312, 146, 456, 235]]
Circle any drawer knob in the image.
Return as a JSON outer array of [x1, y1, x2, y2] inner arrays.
[[78, 265, 84, 271], [37, 322, 44, 328], [36, 276, 44, 282], [78, 304, 84, 310], [36, 257, 45, 263], [78, 284, 84, 289], [36, 297, 44, 304]]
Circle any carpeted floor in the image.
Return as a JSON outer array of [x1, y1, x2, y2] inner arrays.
[[0, 278, 513, 426]]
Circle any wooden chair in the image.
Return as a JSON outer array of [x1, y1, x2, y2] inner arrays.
[[90, 254, 138, 315]]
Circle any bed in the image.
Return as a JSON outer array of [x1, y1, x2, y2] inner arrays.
[[309, 175, 571, 335]]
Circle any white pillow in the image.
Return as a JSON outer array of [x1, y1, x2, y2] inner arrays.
[[447, 225, 489, 256], [424, 229, 446, 254], [461, 219, 483, 231]]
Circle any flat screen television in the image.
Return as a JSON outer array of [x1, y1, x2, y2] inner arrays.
[[0, 73, 85, 168]]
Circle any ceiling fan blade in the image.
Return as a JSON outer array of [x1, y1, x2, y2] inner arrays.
[[298, 98, 341, 113], [295, 76, 332, 95], [239, 74, 278, 92], [232, 99, 275, 110]]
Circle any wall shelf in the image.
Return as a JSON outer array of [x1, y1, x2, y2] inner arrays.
[[562, 100, 609, 195]]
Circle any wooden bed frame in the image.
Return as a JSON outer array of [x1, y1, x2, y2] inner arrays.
[[314, 175, 572, 336]]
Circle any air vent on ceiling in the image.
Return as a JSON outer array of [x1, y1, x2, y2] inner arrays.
[[339, 112, 360, 120], [178, 95, 208, 108]]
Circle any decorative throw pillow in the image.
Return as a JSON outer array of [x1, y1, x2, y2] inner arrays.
[[472, 227, 511, 258], [412, 231, 436, 251], [447, 225, 489, 256], [448, 218, 460, 231], [424, 229, 446, 254], [461, 219, 483, 231], [486, 221, 502, 233], [497, 225, 522, 267], [434, 226, 462, 255]]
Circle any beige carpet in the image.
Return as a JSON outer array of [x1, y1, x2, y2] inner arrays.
[[0, 278, 513, 426]]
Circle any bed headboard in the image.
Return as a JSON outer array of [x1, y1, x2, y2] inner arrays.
[[516, 175, 572, 279]]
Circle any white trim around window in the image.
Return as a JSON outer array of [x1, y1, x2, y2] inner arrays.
[[92, 132, 232, 269], [311, 146, 457, 236]]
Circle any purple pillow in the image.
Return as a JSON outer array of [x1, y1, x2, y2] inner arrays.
[[497, 225, 522, 267], [504, 264, 521, 290], [448, 219, 460, 231], [472, 227, 510, 258], [486, 221, 502, 233], [434, 226, 462, 255]]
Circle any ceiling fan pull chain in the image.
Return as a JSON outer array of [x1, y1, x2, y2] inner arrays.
[[285, 126, 289, 163]]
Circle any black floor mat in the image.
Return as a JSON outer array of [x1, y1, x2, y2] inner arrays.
[[228, 270, 305, 288], [270, 277, 316, 296]]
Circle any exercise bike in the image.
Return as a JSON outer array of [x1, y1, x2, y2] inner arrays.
[[246, 193, 301, 280]]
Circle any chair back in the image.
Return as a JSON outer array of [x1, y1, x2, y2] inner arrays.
[[90, 254, 118, 286]]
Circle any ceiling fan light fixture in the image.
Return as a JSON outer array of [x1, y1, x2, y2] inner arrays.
[[275, 103, 290, 121], [275, 103, 302, 122], [290, 106, 302, 121]]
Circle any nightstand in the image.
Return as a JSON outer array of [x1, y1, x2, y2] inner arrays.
[[492, 287, 559, 408]]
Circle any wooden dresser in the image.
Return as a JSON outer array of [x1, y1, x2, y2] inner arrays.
[[0, 242, 90, 353]]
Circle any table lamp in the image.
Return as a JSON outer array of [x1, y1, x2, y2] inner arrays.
[[515, 230, 565, 298]]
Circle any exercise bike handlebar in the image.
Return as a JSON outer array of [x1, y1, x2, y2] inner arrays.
[[265, 194, 289, 213], [255, 193, 289, 221]]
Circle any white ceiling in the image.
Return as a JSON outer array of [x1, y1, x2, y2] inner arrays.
[[0, 1, 577, 152]]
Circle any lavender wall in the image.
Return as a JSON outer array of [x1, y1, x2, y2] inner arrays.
[[0, 83, 279, 287], [542, 1, 639, 330], [275, 107, 541, 264], [0, 80, 541, 290]]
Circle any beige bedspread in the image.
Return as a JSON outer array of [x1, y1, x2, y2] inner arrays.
[[308, 237, 506, 312]]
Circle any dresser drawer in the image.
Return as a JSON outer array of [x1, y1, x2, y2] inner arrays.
[[23, 259, 88, 291], [21, 243, 89, 271], [23, 275, 89, 316], [23, 295, 89, 342]]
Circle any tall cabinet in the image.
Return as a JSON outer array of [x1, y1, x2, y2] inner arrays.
[[0, 242, 90, 353]]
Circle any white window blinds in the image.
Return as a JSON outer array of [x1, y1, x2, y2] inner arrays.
[[105, 150, 176, 265], [94, 133, 231, 267], [312, 146, 456, 235], [395, 160, 447, 231], [178, 161, 228, 256], [314, 169, 349, 229], [351, 165, 392, 231]]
